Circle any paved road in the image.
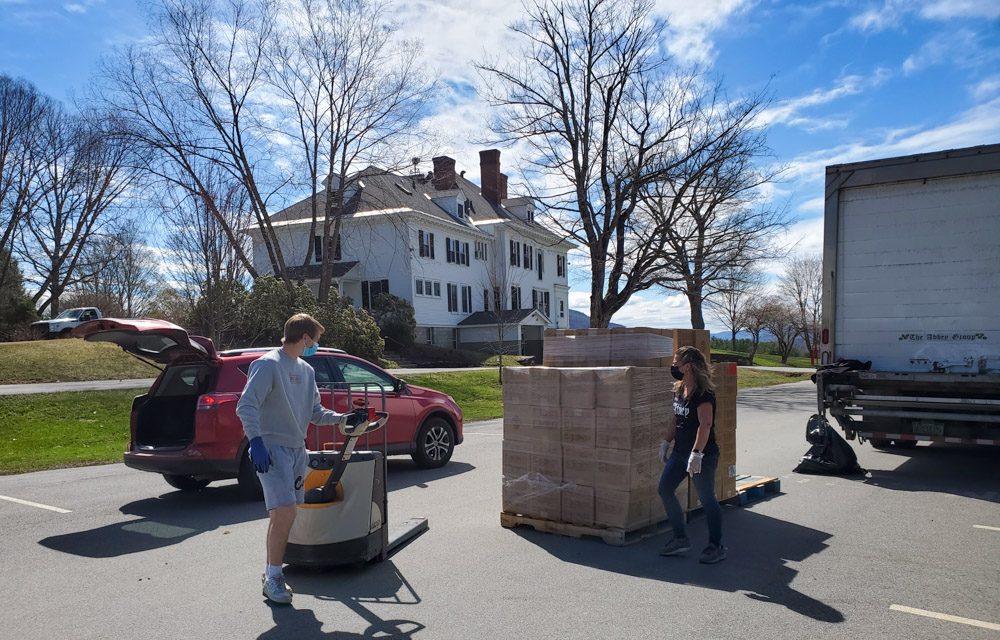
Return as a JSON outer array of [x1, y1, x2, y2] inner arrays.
[[0, 366, 810, 396], [3, 381, 997, 639]]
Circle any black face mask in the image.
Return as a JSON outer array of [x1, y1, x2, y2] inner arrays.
[[670, 365, 684, 380]]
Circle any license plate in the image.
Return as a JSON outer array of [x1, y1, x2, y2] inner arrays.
[[911, 421, 945, 436]]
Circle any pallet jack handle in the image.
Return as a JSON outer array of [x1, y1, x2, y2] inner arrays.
[[304, 410, 389, 504]]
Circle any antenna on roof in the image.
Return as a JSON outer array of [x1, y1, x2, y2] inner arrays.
[[410, 157, 421, 188]]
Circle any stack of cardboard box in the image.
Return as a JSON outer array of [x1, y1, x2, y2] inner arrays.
[[502, 327, 737, 536]]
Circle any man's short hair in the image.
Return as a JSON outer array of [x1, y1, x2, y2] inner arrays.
[[283, 313, 324, 344]]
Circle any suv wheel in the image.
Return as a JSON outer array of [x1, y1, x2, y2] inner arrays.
[[163, 474, 211, 491], [237, 452, 264, 500], [411, 417, 454, 469]]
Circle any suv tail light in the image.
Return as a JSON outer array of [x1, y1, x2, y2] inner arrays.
[[197, 393, 240, 410]]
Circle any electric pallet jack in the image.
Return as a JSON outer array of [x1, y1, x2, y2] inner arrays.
[[284, 398, 428, 567]]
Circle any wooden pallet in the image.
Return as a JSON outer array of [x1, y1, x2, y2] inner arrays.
[[500, 512, 671, 546], [726, 474, 781, 506]]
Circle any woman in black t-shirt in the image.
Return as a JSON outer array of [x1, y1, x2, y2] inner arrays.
[[656, 346, 726, 564]]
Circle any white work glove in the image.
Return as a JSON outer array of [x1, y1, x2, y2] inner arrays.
[[687, 451, 704, 475], [658, 439, 672, 463]]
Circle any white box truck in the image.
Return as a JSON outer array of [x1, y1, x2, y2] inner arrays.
[[818, 144, 1000, 448]]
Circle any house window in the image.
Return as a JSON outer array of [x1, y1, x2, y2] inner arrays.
[[447, 283, 459, 313], [313, 235, 342, 262], [483, 288, 490, 311], [537, 251, 544, 280], [416, 279, 441, 298], [462, 242, 470, 266], [424, 327, 434, 345], [461, 285, 472, 313], [523, 244, 532, 270], [493, 286, 502, 311], [510, 240, 520, 267], [446, 237, 455, 263], [557, 255, 565, 277], [527, 208, 534, 223], [475, 241, 488, 261], [361, 279, 389, 310], [532, 289, 551, 318], [464, 201, 472, 217], [419, 230, 435, 259], [511, 286, 521, 310], [560, 300, 565, 318]]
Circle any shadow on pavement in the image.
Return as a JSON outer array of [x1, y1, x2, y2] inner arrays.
[[737, 383, 817, 413], [259, 562, 424, 639], [385, 460, 476, 491], [512, 507, 844, 624], [862, 443, 1000, 503], [38, 483, 264, 558]]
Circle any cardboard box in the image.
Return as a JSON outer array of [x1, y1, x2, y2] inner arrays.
[[595, 368, 658, 409], [502, 440, 531, 478], [504, 405, 561, 443], [561, 485, 595, 526], [595, 488, 651, 530], [560, 407, 597, 447], [562, 445, 596, 485], [502, 366, 561, 406], [559, 368, 597, 408], [595, 408, 652, 451], [594, 449, 649, 492]]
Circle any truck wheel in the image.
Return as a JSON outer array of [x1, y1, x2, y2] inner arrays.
[[163, 474, 211, 491], [411, 417, 455, 469], [237, 453, 264, 500]]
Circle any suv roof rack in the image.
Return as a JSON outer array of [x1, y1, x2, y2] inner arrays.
[[218, 346, 346, 356]]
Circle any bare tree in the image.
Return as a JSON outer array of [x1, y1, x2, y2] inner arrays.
[[644, 92, 786, 329], [480, 235, 527, 382], [741, 297, 769, 366], [779, 255, 822, 361], [160, 166, 251, 345], [707, 264, 765, 351], [0, 75, 48, 292], [760, 296, 800, 364], [17, 108, 138, 316], [74, 223, 161, 317], [267, 0, 433, 302], [478, 0, 776, 328]]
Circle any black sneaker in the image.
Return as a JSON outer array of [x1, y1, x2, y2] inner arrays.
[[699, 544, 727, 564], [659, 537, 691, 556]]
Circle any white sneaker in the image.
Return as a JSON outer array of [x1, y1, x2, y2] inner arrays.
[[262, 574, 293, 604]]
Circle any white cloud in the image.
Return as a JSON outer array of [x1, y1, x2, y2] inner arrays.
[[654, 0, 754, 65], [902, 29, 983, 75], [972, 76, 1000, 101], [569, 289, 699, 329], [63, 3, 86, 14], [760, 68, 891, 129], [796, 197, 824, 215], [849, 0, 1000, 33]]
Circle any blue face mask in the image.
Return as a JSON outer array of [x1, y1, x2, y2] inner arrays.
[[303, 342, 319, 357]]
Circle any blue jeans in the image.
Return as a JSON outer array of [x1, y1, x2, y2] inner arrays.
[[658, 449, 722, 547]]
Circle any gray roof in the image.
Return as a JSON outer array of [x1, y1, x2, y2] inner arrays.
[[458, 309, 539, 326], [286, 261, 359, 281], [269, 166, 568, 247]]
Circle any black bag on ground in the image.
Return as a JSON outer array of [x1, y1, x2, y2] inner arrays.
[[794, 414, 866, 476]]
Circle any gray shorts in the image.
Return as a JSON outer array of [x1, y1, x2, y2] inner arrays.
[[257, 443, 308, 511]]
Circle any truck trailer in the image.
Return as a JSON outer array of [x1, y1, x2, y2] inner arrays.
[[818, 143, 1000, 448]]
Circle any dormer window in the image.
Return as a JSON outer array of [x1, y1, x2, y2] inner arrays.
[[527, 208, 534, 223]]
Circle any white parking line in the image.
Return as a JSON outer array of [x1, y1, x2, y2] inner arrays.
[[0, 494, 72, 514], [890, 605, 1000, 631], [973, 524, 1000, 532]]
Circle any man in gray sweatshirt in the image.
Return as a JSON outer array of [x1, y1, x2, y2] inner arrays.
[[236, 313, 354, 604]]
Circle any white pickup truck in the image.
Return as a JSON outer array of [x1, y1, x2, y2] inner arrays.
[[817, 144, 1000, 448], [32, 307, 103, 338]]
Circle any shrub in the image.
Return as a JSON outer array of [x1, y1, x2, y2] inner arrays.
[[315, 291, 385, 364], [239, 276, 317, 346], [371, 292, 416, 350]]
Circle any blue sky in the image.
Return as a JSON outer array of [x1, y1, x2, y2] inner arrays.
[[2, 0, 999, 329]]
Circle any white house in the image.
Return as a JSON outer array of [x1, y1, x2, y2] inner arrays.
[[245, 150, 574, 357]]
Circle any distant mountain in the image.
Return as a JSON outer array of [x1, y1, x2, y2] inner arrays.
[[568, 309, 625, 329]]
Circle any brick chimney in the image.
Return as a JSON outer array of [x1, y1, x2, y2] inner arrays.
[[498, 173, 508, 202], [479, 149, 501, 204], [432, 156, 457, 190]]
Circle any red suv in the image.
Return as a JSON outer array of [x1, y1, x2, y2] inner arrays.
[[74, 318, 463, 496]]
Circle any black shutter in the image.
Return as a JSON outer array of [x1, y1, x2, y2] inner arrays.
[[429, 233, 435, 259], [419, 230, 425, 257], [362, 281, 370, 309], [335, 235, 342, 261]]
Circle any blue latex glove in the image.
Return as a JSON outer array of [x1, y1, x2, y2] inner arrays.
[[248, 437, 271, 473]]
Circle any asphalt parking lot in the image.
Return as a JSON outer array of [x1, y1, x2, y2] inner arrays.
[[3, 381, 998, 639]]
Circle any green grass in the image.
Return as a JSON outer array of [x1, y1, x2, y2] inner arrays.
[[403, 370, 504, 423], [0, 339, 158, 384], [0, 389, 135, 474], [0, 367, 812, 474], [713, 348, 814, 369]]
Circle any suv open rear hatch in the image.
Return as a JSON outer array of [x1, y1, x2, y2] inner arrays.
[[71, 318, 218, 367]]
